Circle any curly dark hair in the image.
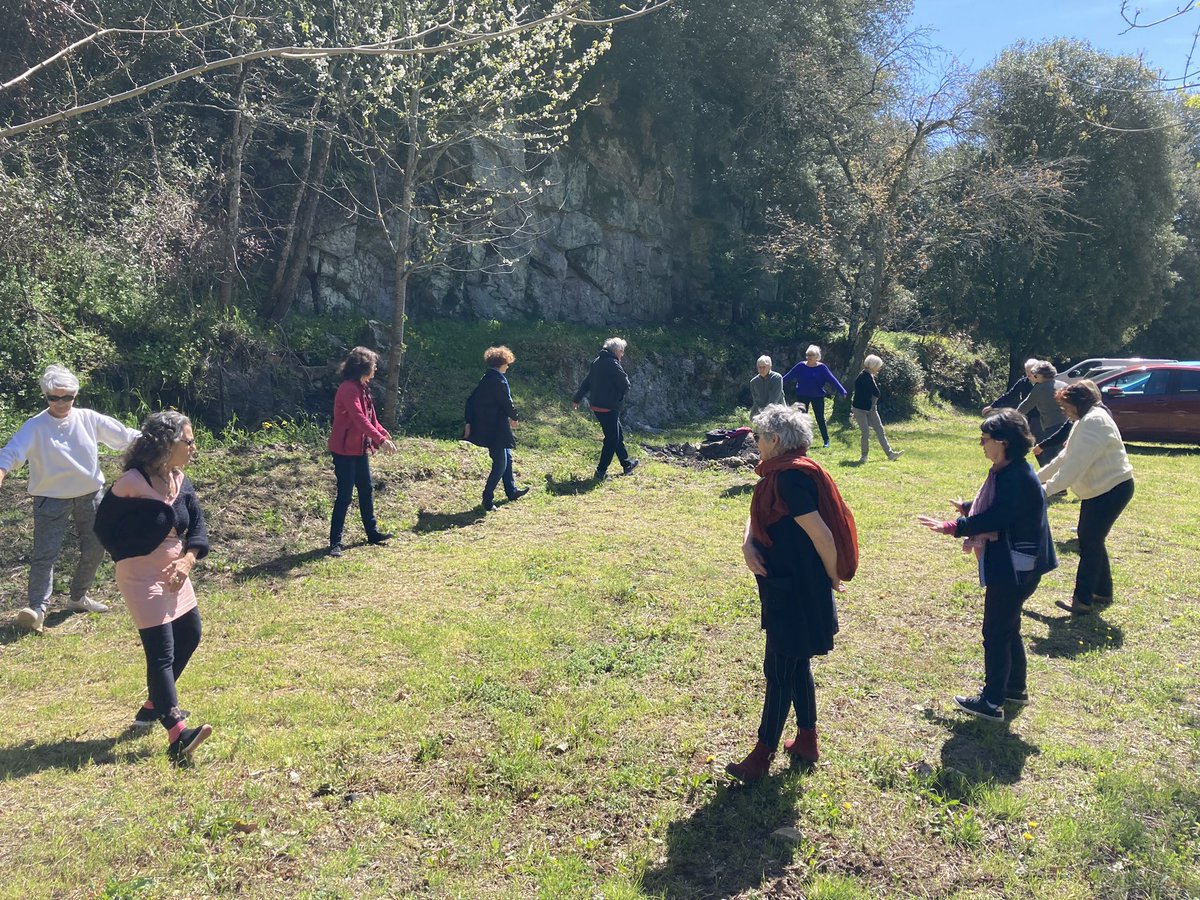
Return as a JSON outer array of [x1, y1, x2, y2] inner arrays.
[[125, 411, 191, 473], [981, 409, 1035, 460], [483, 345, 515, 368], [338, 346, 379, 382]]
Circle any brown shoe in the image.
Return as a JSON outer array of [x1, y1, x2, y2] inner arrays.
[[784, 727, 819, 764], [1055, 598, 1093, 615], [725, 740, 775, 782]]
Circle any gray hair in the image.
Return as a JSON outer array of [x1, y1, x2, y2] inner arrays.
[[1032, 361, 1057, 379], [603, 337, 627, 354], [864, 354, 883, 372], [1024, 358, 1040, 372], [805, 345, 822, 359], [753, 403, 813, 453], [124, 411, 192, 473], [40, 365, 80, 395], [757, 355, 772, 368]]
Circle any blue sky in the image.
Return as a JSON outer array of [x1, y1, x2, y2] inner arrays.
[[907, 0, 1198, 82]]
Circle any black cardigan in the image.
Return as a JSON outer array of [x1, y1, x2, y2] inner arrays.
[[954, 458, 1056, 588], [465, 368, 518, 450], [573, 349, 631, 411], [93, 472, 210, 563]]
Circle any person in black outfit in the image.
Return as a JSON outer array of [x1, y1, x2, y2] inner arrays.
[[572, 337, 639, 481], [920, 410, 1057, 722], [983, 358, 1041, 431], [464, 345, 530, 511]]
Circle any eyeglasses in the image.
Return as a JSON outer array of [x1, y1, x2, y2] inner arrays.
[[177, 438, 196, 446], [45, 395, 76, 403]]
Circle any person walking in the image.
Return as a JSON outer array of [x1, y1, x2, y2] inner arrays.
[[749, 355, 786, 417], [572, 337, 638, 481], [919, 410, 1057, 721], [851, 355, 903, 463], [0, 365, 140, 633], [92, 411, 214, 763], [781, 345, 848, 448], [465, 345, 530, 511], [725, 404, 855, 781], [327, 347, 396, 558], [1037, 380, 1135, 615]]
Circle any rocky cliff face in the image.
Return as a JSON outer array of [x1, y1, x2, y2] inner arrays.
[[297, 99, 731, 328]]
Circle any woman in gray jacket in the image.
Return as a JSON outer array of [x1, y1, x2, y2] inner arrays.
[[1017, 362, 1066, 448]]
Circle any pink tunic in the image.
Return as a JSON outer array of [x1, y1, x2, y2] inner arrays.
[[111, 469, 198, 630]]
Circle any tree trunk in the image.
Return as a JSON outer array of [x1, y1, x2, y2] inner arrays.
[[269, 128, 334, 324], [268, 101, 320, 315], [846, 222, 888, 378], [218, 64, 253, 315]]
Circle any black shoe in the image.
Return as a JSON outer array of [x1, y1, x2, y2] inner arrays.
[[328, 544, 344, 558], [954, 694, 1004, 721], [1004, 690, 1029, 706], [1091, 594, 1113, 607], [593, 471, 607, 482], [482, 498, 496, 511], [167, 723, 213, 764], [622, 459, 640, 476], [506, 487, 530, 501], [367, 532, 393, 545], [133, 705, 191, 729]]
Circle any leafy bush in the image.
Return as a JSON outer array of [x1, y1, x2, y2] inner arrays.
[[871, 345, 925, 419]]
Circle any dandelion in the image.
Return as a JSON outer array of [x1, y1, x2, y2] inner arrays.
[[263, 422, 273, 429], [1023, 832, 1034, 841], [843, 802, 852, 810], [1028, 821, 1039, 829], [705, 755, 714, 763]]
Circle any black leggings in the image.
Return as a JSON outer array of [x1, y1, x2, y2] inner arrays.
[[138, 607, 202, 730], [799, 396, 830, 444], [757, 643, 816, 749], [1075, 478, 1135, 603]]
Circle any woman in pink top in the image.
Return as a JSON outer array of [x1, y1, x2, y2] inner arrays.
[[327, 347, 397, 557], [95, 411, 213, 764]]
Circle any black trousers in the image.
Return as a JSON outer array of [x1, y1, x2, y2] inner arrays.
[[330, 452, 378, 546], [138, 607, 202, 730], [593, 410, 629, 475], [757, 642, 816, 749], [981, 577, 1040, 706], [798, 395, 830, 444], [1075, 478, 1134, 603]]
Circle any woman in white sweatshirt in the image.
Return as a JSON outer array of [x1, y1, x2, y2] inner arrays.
[[0, 365, 140, 632], [1037, 380, 1135, 615]]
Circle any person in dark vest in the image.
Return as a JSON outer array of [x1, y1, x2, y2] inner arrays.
[[464, 345, 530, 511], [572, 337, 639, 481], [920, 409, 1057, 721], [726, 404, 854, 781]]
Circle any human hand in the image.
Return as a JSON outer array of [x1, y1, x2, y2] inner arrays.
[[950, 497, 966, 515], [381, 439, 397, 455], [742, 541, 768, 576], [509, 418, 518, 429], [918, 515, 955, 535], [1033, 445, 1043, 457], [162, 552, 196, 590], [571, 401, 579, 411], [831, 578, 846, 593], [463, 424, 471, 440]]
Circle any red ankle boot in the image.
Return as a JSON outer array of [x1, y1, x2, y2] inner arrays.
[[784, 727, 819, 764], [725, 741, 775, 781]]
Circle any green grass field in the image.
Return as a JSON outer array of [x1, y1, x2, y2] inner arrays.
[[1, 405, 1197, 899]]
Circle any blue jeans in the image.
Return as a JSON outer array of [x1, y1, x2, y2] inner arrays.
[[330, 453, 378, 546], [593, 410, 629, 476], [484, 447, 517, 503]]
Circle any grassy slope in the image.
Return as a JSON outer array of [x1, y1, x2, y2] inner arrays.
[[0, 399, 1198, 899]]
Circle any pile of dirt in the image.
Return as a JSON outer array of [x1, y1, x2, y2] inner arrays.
[[640, 437, 760, 470]]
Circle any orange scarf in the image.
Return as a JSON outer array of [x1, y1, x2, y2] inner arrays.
[[751, 450, 859, 581]]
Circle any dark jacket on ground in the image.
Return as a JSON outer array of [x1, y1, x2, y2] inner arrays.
[[573, 349, 631, 411], [93, 471, 210, 563], [465, 368, 518, 450], [954, 458, 1057, 588], [851, 370, 880, 411]]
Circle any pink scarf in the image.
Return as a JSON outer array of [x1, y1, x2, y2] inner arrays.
[[962, 468, 1000, 560]]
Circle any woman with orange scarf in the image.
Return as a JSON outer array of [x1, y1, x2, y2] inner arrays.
[[727, 404, 856, 782]]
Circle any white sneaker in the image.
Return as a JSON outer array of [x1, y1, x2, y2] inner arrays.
[[16, 607, 45, 632], [64, 595, 109, 613]]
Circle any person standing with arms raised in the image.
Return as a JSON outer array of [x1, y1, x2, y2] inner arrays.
[[573, 337, 639, 481], [0, 365, 140, 633], [781, 345, 848, 449]]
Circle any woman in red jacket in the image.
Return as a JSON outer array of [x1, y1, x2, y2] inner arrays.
[[328, 347, 396, 557]]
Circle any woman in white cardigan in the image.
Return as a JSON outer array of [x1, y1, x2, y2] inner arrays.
[[1037, 380, 1134, 615]]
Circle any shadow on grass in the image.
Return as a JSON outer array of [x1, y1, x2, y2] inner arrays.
[[720, 483, 754, 499], [543, 473, 603, 496], [642, 769, 805, 899], [0, 609, 85, 646], [1124, 444, 1200, 457], [412, 507, 488, 533], [0, 732, 151, 778], [234, 546, 333, 582], [1024, 607, 1124, 657], [925, 710, 1040, 787]]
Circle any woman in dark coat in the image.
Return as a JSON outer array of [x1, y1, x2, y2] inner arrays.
[[727, 404, 852, 781], [572, 337, 638, 480], [327, 347, 396, 557], [920, 409, 1057, 721], [465, 346, 529, 511]]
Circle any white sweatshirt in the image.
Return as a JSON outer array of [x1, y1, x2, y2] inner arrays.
[[0, 408, 140, 498], [1038, 407, 1133, 500]]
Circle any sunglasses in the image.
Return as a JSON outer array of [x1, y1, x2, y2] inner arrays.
[[46, 395, 76, 403]]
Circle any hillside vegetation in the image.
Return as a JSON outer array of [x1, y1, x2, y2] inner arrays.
[[1, 392, 1196, 898]]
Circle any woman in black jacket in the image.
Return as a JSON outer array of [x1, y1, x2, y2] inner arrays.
[[572, 337, 638, 480], [465, 346, 529, 511], [920, 410, 1057, 721]]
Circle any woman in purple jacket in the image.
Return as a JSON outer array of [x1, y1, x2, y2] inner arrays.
[[781, 345, 848, 448]]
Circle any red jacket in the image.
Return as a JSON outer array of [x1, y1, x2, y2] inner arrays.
[[328, 380, 390, 456]]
